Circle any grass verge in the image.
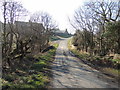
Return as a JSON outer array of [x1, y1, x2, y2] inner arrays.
[[68, 38, 120, 80], [50, 36, 62, 41], [2, 43, 58, 89]]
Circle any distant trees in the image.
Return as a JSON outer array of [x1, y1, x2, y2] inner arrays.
[[71, 0, 120, 56]]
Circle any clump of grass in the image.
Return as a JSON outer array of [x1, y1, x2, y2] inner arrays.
[[53, 43, 59, 48], [71, 49, 90, 60], [102, 68, 120, 78], [112, 59, 120, 63]]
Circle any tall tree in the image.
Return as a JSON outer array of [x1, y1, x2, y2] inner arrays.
[[2, 0, 28, 68], [71, 0, 120, 55]]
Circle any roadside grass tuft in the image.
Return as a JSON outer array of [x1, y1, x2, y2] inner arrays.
[[102, 68, 120, 79]]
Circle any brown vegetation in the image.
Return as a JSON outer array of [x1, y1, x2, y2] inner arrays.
[[1, 0, 57, 76]]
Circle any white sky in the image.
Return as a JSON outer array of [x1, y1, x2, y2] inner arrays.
[[20, 0, 119, 34], [0, 0, 89, 34], [0, 0, 119, 33], [21, 0, 87, 34]]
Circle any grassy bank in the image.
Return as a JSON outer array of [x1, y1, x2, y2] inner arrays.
[[68, 38, 120, 79], [50, 36, 62, 41], [2, 43, 58, 89]]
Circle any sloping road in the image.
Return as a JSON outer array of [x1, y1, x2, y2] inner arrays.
[[51, 38, 119, 88]]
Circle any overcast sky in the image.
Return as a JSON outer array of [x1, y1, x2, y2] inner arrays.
[[0, 0, 93, 33], [0, 0, 118, 33], [21, 0, 87, 34]]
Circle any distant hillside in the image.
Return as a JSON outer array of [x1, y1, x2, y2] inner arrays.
[[50, 29, 73, 41], [53, 29, 72, 38]]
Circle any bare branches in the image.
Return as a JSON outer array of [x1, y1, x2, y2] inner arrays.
[[85, 0, 120, 23], [29, 11, 58, 52], [71, 0, 120, 56], [30, 12, 57, 30]]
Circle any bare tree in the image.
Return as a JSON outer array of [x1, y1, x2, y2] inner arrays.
[[85, 0, 120, 23], [71, 6, 97, 55], [30, 11, 58, 51], [71, 0, 120, 55], [85, 0, 120, 55], [2, 0, 28, 68]]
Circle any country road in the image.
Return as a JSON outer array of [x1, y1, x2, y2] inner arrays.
[[50, 38, 119, 88]]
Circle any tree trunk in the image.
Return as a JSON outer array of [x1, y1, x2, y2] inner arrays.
[[117, 29, 120, 54]]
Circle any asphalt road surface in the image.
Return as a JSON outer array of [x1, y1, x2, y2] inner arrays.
[[51, 38, 119, 88]]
